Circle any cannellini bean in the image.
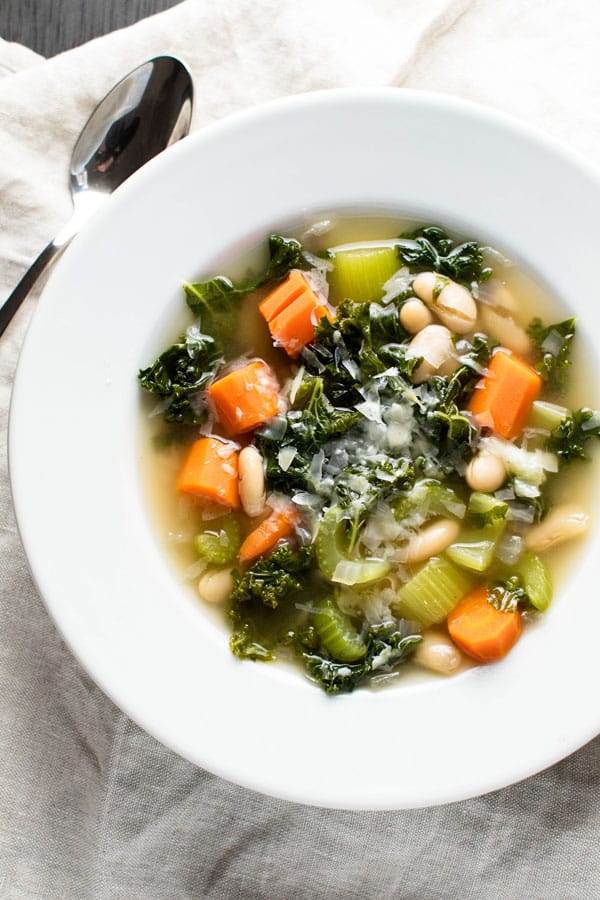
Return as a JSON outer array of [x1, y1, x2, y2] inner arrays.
[[412, 271, 477, 334], [479, 305, 532, 357], [414, 630, 463, 675], [404, 518, 461, 564], [400, 298, 434, 334], [239, 445, 266, 517], [486, 280, 519, 314], [406, 324, 459, 384], [465, 452, 506, 493], [198, 567, 235, 605], [525, 504, 590, 553]]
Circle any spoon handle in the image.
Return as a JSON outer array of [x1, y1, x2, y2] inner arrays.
[[0, 239, 65, 338]]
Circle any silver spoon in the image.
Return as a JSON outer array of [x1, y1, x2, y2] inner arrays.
[[0, 55, 193, 337]]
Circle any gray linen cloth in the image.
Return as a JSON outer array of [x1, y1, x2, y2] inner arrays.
[[1, 2, 600, 897]]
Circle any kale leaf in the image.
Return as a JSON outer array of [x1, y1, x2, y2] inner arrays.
[[396, 226, 492, 286], [255, 376, 360, 494], [228, 546, 315, 661], [231, 545, 314, 609], [527, 317, 576, 390], [416, 372, 477, 472], [184, 234, 310, 329], [305, 297, 415, 402], [335, 458, 414, 519], [299, 620, 422, 693], [138, 325, 221, 424], [546, 407, 600, 462]]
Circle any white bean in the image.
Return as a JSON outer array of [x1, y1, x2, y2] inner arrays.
[[486, 280, 518, 314], [239, 445, 266, 517], [414, 631, 463, 675], [465, 452, 506, 493], [525, 504, 590, 553], [198, 567, 235, 605], [412, 271, 477, 334], [406, 324, 458, 384], [400, 298, 434, 334], [404, 518, 461, 564], [479, 305, 532, 357]]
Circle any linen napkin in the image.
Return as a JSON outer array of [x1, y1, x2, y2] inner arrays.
[[1, 2, 600, 898]]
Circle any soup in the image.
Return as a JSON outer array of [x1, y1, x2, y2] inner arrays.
[[138, 216, 600, 693]]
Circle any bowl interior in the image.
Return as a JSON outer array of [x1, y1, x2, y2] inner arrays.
[[9, 89, 600, 809]]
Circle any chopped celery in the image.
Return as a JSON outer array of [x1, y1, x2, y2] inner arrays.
[[312, 594, 367, 662], [395, 479, 466, 522], [446, 520, 506, 573], [528, 400, 570, 432], [194, 516, 241, 565], [516, 552, 553, 611], [316, 507, 390, 585], [393, 557, 474, 627], [327, 243, 400, 303]]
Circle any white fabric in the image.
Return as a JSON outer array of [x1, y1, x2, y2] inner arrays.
[[2, 2, 600, 897]]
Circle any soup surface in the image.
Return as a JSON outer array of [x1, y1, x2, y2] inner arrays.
[[139, 215, 600, 693]]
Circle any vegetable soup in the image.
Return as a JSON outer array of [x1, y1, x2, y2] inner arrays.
[[139, 216, 600, 693]]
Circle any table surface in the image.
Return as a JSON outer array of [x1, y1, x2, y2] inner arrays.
[[0, 0, 182, 58]]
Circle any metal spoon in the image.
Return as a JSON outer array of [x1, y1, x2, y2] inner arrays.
[[0, 55, 193, 337]]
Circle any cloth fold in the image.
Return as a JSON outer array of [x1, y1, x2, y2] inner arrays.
[[1, 1, 600, 897]]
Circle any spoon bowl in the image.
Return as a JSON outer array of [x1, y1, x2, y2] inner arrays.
[[0, 55, 193, 336]]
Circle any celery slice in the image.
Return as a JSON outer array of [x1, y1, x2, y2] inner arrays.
[[194, 516, 241, 565], [467, 492, 508, 521], [516, 552, 553, 611], [446, 521, 505, 573], [327, 244, 400, 303], [528, 400, 570, 432], [313, 594, 367, 662], [316, 507, 390, 585], [393, 557, 474, 627]]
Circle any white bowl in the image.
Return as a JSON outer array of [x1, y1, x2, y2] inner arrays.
[[9, 89, 600, 810]]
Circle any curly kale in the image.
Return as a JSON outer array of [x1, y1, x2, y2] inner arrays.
[[305, 298, 416, 403], [527, 317, 576, 391], [546, 407, 600, 462], [231, 545, 314, 609], [396, 226, 492, 286], [299, 621, 422, 694], [255, 376, 360, 494], [335, 457, 414, 521], [183, 234, 310, 331], [228, 546, 315, 662], [138, 325, 221, 424]]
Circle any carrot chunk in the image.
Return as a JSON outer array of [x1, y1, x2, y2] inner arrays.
[[447, 585, 522, 663], [468, 350, 542, 439], [259, 270, 310, 323], [239, 506, 300, 563], [176, 437, 239, 508], [259, 270, 332, 358], [207, 361, 280, 435]]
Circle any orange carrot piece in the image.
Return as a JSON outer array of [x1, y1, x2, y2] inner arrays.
[[239, 506, 300, 563], [176, 437, 240, 508], [260, 270, 332, 358], [259, 270, 310, 322], [207, 361, 280, 435], [313, 304, 335, 325], [468, 350, 542, 439], [447, 585, 522, 663], [269, 291, 319, 358]]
